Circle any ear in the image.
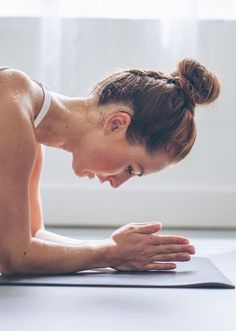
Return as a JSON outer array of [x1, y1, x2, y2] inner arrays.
[[103, 112, 131, 136]]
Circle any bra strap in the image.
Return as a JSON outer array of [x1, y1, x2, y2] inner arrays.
[[34, 82, 52, 128]]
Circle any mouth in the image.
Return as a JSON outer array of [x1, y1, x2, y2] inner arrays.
[[79, 172, 115, 187], [97, 176, 114, 187], [86, 172, 95, 179], [108, 178, 114, 187]]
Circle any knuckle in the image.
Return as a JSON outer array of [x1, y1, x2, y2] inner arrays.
[[127, 223, 136, 231], [153, 254, 167, 262], [165, 248, 173, 254], [161, 254, 170, 261]]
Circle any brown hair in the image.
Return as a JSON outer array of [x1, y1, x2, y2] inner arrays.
[[92, 58, 220, 163]]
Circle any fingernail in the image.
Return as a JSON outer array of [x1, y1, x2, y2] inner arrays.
[[183, 254, 191, 260], [151, 222, 162, 227], [189, 246, 195, 253], [169, 264, 176, 269]]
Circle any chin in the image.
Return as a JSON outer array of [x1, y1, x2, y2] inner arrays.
[[73, 167, 80, 177], [72, 160, 82, 177]]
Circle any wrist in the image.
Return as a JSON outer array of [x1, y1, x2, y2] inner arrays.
[[99, 238, 117, 268], [89, 238, 114, 268]]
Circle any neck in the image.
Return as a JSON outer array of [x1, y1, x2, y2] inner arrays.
[[34, 92, 96, 152]]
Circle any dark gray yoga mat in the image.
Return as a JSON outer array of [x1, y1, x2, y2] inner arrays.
[[0, 257, 234, 289]]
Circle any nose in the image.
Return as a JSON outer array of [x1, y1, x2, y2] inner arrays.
[[98, 176, 107, 184], [109, 175, 130, 188], [98, 174, 131, 188]]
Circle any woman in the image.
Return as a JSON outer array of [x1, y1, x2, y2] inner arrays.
[[0, 59, 220, 275]]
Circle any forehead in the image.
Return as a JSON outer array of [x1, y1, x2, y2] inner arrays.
[[144, 153, 170, 175], [131, 145, 171, 175]]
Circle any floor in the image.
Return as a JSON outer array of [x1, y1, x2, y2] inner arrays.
[[1, 227, 236, 331]]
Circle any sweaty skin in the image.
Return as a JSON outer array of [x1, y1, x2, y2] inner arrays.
[[0, 68, 195, 275]]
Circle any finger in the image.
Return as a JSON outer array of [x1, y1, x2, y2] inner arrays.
[[149, 235, 190, 245], [149, 244, 195, 255], [144, 262, 176, 271], [135, 222, 162, 234], [129, 222, 162, 226], [150, 253, 191, 262]]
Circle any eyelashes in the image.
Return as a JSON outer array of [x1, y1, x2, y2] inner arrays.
[[125, 165, 134, 176], [124, 165, 143, 177]]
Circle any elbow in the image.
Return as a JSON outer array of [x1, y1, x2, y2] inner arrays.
[[0, 263, 10, 276], [0, 259, 20, 276], [0, 245, 31, 276], [1, 258, 28, 276], [0, 264, 14, 276], [0, 253, 14, 275], [0, 257, 16, 276]]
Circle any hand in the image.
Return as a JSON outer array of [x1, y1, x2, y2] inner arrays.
[[106, 222, 195, 271]]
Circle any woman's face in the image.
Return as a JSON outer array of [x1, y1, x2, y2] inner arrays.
[[72, 111, 171, 188], [72, 139, 170, 188]]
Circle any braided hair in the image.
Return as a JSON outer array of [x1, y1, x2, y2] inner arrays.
[[91, 59, 220, 162]]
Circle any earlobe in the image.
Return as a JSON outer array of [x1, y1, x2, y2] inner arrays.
[[103, 112, 131, 135]]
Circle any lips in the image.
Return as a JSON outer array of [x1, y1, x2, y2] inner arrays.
[[97, 176, 113, 187], [86, 172, 95, 179], [84, 173, 115, 187], [108, 178, 114, 187]]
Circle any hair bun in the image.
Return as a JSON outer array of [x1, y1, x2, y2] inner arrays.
[[172, 58, 220, 106]]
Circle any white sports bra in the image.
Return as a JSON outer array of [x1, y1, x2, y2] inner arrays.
[[33, 81, 52, 128], [0, 66, 52, 128]]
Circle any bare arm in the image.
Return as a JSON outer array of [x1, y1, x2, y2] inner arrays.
[[29, 144, 102, 246], [34, 228, 103, 246], [29, 143, 45, 237], [0, 133, 110, 275], [11, 237, 111, 275]]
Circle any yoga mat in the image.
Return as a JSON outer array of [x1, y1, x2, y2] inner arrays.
[[0, 257, 234, 289]]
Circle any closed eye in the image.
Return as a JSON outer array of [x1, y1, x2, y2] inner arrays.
[[124, 162, 144, 177], [125, 165, 134, 176]]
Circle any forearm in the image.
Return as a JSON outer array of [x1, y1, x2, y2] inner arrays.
[[34, 228, 102, 246], [7, 237, 112, 275]]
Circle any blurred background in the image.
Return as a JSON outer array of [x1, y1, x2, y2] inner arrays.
[[0, 0, 235, 228]]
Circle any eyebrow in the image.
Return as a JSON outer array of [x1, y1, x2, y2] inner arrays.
[[136, 162, 144, 177]]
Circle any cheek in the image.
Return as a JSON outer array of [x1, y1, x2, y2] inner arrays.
[[92, 152, 124, 173], [90, 150, 127, 175], [73, 142, 127, 175]]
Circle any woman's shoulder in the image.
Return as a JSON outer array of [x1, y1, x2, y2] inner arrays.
[[0, 67, 44, 121], [0, 67, 32, 92], [0, 68, 35, 131], [0, 68, 39, 180]]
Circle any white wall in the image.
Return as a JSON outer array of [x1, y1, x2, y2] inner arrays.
[[0, 18, 235, 228]]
